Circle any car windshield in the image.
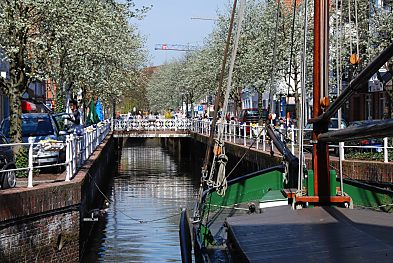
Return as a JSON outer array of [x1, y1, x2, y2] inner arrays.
[[305, 119, 347, 130], [1, 116, 54, 137], [246, 110, 259, 116]]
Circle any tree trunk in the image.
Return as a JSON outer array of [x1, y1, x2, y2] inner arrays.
[[8, 89, 22, 145]]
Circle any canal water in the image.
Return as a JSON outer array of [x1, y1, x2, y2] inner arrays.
[[82, 138, 201, 262]]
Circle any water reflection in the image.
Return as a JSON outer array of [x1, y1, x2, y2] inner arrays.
[[83, 138, 200, 262]]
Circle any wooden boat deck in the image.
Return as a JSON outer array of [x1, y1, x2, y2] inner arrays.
[[226, 206, 393, 262]]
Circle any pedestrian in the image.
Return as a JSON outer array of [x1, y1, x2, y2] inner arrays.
[[94, 95, 104, 122], [87, 97, 100, 125], [71, 100, 83, 135], [71, 100, 81, 125]]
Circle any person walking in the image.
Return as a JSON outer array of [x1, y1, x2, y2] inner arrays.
[[87, 98, 100, 125], [95, 96, 104, 122], [71, 100, 83, 135]]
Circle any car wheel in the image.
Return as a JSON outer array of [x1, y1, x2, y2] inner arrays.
[[2, 170, 16, 189]]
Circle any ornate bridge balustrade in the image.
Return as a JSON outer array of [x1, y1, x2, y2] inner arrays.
[[113, 118, 192, 138]]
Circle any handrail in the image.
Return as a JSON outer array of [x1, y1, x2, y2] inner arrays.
[[188, 119, 392, 163], [0, 120, 111, 188]]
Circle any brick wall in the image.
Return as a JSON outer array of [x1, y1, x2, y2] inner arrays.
[[0, 133, 115, 262], [0, 210, 79, 262]]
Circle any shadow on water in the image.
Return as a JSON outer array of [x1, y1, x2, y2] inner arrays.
[[80, 138, 202, 262]]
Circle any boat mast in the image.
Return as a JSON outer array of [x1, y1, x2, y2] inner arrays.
[[312, 0, 330, 198], [201, 0, 238, 176]]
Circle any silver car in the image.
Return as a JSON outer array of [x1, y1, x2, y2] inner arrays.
[[1, 113, 67, 167]]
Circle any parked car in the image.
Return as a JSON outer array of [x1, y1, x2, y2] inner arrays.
[[347, 120, 384, 153], [239, 108, 260, 134], [0, 132, 16, 189], [304, 118, 348, 155], [0, 113, 68, 167]]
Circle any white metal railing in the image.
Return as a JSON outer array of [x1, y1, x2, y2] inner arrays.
[[189, 119, 393, 163], [0, 120, 111, 188], [113, 118, 192, 131]]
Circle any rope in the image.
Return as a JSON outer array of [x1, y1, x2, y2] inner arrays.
[[226, 125, 268, 179], [87, 172, 181, 224], [348, 0, 353, 55], [298, 0, 309, 193], [268, 0, 281, 115], [215, 154, 228, 196], [218, 0, 247, 142], [354, 0, 360, 58]]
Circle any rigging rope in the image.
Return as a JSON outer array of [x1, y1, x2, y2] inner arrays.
[[207, 0, 247, 197], [354, 0, 360, 59], [268, 0, 281, 115], [288, 0, 297, 96], [348, 0, 353, 56], [87, 172, 181, 224], [298, 0, 309, 192]]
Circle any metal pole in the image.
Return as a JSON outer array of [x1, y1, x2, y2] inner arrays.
[[28, 137, 34, 188], [384, 137, 388, 163], [65, 135, 70, 182]]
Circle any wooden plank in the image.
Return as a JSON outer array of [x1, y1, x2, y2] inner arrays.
[[226, 206, 393, 262]]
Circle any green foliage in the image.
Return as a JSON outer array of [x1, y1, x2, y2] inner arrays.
[[54, 91, 65, 113], [0, 0, 148, 142], [15, 147, 28, 178], [346, 150, 393, 162], [146, 0, 393, 118]]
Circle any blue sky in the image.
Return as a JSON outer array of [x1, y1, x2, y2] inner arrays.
[[133, 0, 230, 66]]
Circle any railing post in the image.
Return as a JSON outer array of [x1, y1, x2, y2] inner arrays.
[[384, 137, 388, 163], [233, 124, 236, 143], [339, 142, 345, 161], [249, 124, 252, 144], [84, 128, 89, 161], [90, 128, 93, 154], [224, 123, 227, 141], [256, 125, 259, 150], [71, 134, 76, 175], [243, 124, 246, 146], [65, 135, 71, 182], [291, 125, 295, 154], [77, 136, 81, 168], [262, 125, 266, 152], [28, 137, 34, 188]]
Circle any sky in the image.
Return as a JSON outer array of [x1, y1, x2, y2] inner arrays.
[[132, 0, 230, 66]]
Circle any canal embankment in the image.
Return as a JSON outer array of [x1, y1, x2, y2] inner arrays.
[[1, 130, 392, 262], [0, 133, 117, 262], [187, 132, 393, 184]]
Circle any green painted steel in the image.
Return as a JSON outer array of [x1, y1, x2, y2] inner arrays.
[[307, 170, 314, 196], [307, 169, 393, 212], [341, 181, 393, 212], [206, 170, 284, 208], [198, 224, 214, 247], [330, 170, 337, 196]]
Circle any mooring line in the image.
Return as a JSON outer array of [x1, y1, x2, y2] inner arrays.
[[87, 172, 181, 224]]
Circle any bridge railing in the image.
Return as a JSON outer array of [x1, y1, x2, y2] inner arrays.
[[111, 118, 392, 162], [113, 118, 192, 131]]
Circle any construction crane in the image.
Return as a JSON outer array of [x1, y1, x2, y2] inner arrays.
[[154, 43, 198, 52]]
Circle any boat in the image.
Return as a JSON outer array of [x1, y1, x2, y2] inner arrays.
[[180, 0, 393, 262]]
